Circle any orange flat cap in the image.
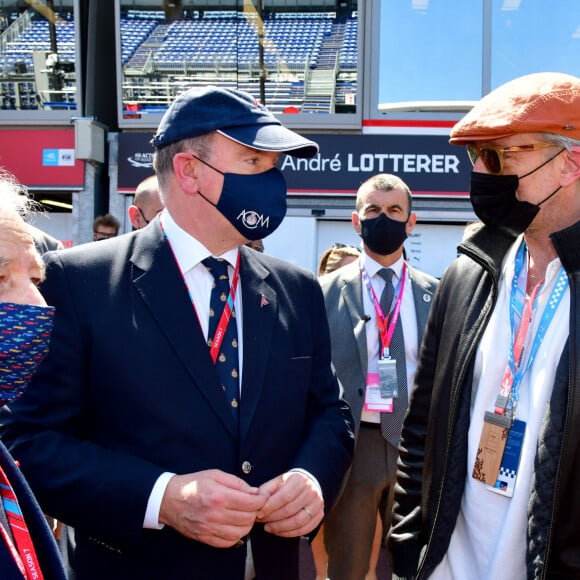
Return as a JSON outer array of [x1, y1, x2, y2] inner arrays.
[[449, 72, 580, 144]]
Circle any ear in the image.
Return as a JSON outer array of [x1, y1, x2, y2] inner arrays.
[[172, 152, 201, 194], [352, 210, 361, 234], [406, 212, 417, 234], [560, 147, 580, 187], [128, 205, 141, 229]]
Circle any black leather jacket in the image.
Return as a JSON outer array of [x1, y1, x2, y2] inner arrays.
[[389, 223, 580, 580]]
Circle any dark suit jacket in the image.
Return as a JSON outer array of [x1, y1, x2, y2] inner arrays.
[[0, 441, 66, 579], [320, 258, 439, 434], [0, 222, 354, 579]]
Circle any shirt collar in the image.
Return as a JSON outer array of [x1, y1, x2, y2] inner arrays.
[[160, 209, 240, 273], [361, 251, 405, 281]]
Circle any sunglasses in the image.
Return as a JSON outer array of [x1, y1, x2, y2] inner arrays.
[[466, 142, 555, 175]]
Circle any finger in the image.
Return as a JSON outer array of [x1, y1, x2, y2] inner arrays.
[[222, 487, 268, 512], [257, 475, 282, 498], [211, 469, 260, 494], [258, 488, 309, 523], [264, 506, 324, 537], [195, 524, 251, 548], [257, 476, 302, 519]]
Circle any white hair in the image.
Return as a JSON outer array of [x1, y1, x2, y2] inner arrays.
[[0, 167, 32, 218]]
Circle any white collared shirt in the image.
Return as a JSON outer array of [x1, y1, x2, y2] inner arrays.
[[160, 209, 244, 372], [359, 252, 419, 424]]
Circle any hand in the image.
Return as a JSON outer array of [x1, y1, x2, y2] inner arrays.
[[256, 471, 324, 537], [159, 470, 267, 548]]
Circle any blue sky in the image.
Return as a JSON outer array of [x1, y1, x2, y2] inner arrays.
[[378, 0, 580, 103]]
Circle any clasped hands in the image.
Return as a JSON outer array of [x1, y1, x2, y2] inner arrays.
[[159, 469, 324, 548]]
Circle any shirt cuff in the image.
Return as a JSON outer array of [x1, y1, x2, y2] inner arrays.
[[143, 472, 175, 529]]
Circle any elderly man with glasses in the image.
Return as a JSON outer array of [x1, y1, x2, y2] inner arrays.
[[389, 72, 580, 580]]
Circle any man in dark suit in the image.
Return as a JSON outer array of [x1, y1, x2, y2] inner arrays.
[[0, 86, 354, 579], [320, 174, 438, 580], [0, 170, 66, 579]]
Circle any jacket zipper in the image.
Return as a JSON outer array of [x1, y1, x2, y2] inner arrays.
[[540, 270, 576, 579]]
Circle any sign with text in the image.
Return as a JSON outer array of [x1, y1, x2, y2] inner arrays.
[[117, 132, 470, 197]]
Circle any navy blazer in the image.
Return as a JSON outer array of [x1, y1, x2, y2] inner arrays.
[[0, 441, 66, 579], [0, 221, 354, 579]]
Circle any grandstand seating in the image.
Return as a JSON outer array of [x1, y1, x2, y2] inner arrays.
[[0, 9, 358, 113]]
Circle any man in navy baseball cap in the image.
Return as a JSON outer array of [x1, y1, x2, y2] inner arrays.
[[1, 77, 354, 580], [153, 84, 318, 158]]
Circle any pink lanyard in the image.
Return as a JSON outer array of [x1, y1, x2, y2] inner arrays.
[[0, 465, 44, 580], [362, 263, 406, 357]]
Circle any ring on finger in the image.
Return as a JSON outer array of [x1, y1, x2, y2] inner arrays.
[[302, 506, 313, 519]]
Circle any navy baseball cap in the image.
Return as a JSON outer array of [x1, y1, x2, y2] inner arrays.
[[152, 85, 319, 158]]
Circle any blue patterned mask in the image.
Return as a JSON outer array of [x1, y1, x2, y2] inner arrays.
[[0, 303, 54, 405]]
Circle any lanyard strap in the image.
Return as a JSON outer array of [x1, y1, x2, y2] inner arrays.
[[361, 262, 406, 357], [208, 251, 240, 364], [495, 241, 568, 416], [160, 221, 241, 362], [0, 466, 44, 580]]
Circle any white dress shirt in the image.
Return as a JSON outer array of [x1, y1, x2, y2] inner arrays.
[[359, 252, 419, 424]]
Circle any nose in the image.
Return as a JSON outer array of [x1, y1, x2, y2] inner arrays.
[[473, 157, 488, 173], [8, 278, 47, 307]]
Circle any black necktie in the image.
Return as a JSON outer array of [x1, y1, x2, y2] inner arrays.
[[377, 268, 408, 447], [202, 257, 240, 426]]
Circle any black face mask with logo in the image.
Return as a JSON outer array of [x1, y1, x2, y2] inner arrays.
[[359, 213, 408, 256]]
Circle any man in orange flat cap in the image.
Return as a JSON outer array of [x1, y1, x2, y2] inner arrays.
[[389, 72, 580, 580]]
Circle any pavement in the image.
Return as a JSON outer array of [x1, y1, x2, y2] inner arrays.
[[299, 537, 392, 579]]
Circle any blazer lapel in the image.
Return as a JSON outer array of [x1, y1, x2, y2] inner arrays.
[[237, 248, 277, 440], [408, 266, 435, 339], [131, 223, 237, 438], [338, 262, 368, 378]]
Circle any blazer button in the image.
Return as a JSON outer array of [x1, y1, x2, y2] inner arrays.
[[241, 461, 252, 474]]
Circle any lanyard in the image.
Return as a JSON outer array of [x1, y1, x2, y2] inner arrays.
[[0, 466, 44, 580], [494, 241, 568, 416], [361, 262, 406, 358], [160, 222, 240, 362], [207, 251, 240, 364]]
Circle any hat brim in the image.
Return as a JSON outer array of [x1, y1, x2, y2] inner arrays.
[[218, 125, 318, 158]]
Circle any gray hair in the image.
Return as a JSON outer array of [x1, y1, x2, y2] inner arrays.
[[540, 132, 580, 150]]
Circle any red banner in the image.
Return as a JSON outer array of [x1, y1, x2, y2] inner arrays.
[[0, 128, 84, 188]]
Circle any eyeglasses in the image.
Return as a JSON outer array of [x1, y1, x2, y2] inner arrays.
[[93, 230, 116, 240], [332, 243, 359, 251], [137, 206, 151, 225], [466, 142, 556, 175], [137, 206, 163, 225]]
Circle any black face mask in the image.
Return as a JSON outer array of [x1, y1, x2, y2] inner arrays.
[[469, 173, 540, 235], [359, 213, 408, 256], [469, 148, 565, 235]]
